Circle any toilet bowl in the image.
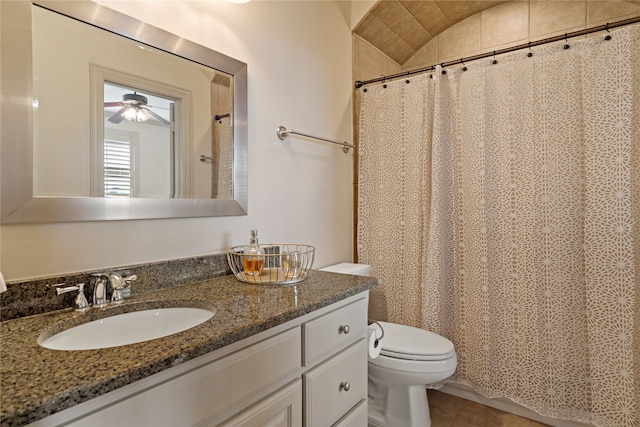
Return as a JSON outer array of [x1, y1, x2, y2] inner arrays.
[[319, 263, 457, 427], [367, 321, 457, 427]]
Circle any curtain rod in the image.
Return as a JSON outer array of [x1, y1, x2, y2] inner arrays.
[[354, 16, 640, 89]]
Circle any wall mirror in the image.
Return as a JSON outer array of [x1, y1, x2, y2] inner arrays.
[[0, 0, 247, 223]]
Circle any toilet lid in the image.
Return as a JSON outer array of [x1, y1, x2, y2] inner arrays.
[[378, 322, 456, 361]]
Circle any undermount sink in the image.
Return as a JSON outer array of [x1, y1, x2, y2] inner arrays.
[[38, 307, 216, 351]]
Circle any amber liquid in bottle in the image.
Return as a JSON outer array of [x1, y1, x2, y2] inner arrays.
[[244, 229, 264, 276], [243, 257, 265, 274]]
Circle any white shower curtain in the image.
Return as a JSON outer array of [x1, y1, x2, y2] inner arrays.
[[358, 24, 640, 426]]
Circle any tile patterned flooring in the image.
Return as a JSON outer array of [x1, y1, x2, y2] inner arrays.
[[427, 389, 552, 427]]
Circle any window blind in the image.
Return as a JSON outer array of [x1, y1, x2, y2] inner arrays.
[[104, 139, 132, 198]]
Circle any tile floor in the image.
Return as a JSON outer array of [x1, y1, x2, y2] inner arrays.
[[427, 389, 551, 427]]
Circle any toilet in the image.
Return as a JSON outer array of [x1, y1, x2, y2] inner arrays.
[[320, 263, 458, 427]]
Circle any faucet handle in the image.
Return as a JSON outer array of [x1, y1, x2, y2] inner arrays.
[[122, 275, 137, 286], [54, 283, 89, 311], [111, 274, 136, 304], [74, 283, 90, 311], [111, 274, 136, 290]]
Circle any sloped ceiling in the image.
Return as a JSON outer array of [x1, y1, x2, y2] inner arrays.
[[353, 0, 640, 66]]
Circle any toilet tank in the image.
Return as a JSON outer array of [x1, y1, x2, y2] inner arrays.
[[319, 263, 371, 276]]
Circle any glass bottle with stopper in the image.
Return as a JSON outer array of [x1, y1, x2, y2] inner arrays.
[[243, 229, 264, 276]]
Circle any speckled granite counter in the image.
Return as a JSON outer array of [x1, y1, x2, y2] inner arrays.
[[0, 270, 377, 427]]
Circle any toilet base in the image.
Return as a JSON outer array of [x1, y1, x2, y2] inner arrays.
[[368, 380, 431, 427]]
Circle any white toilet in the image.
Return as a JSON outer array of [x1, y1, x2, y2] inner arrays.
[[320, 263, 458, 427]]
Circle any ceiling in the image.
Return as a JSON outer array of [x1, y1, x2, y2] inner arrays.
[[353, 0, 509, 65], [104, 82, 173, 125]]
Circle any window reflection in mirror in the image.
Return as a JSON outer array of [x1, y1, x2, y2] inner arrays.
[[101, 83, 174, 199]]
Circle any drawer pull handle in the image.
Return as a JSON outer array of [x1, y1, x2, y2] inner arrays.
[[339, 324, 350, 334], [340, 381, 351, 392]]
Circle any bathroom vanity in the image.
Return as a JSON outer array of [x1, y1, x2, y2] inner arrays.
[[0, 271, 376, 427]]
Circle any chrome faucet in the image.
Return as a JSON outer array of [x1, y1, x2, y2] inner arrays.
[[92, 275, 109, 308], [92, 272, 137, 307]]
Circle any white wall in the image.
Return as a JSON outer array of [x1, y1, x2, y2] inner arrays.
[[0, 0, 355, 281]]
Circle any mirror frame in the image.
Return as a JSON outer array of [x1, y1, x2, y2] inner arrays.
[[0, 0, 247, 223]]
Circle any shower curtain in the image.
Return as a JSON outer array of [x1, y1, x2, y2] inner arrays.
[[358, 24, 640, 426]]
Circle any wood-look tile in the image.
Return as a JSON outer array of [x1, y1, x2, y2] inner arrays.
[[428, 389, 465, 426], [451, 400, 533, 427], [427, 390, 555, 427]]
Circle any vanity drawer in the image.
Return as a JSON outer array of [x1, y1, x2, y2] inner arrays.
[[303, 297, 367, 367], [303, 340, 367, 427]]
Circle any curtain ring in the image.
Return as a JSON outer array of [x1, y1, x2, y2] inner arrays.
[[492, 51, 498, 65], [564, 34, 570, 49], [527, 41, 533, 57], [605, 23, 612, 41], [461, 59, 467, 71]]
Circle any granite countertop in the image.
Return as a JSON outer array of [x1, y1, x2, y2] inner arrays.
[[0, 270, 377, 427]]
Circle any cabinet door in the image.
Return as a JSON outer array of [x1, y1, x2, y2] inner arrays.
[[62, 327, 300, 427], [333, 400, 367, 427], [217, 380, 302, 427], [303, 340, 367, 427]]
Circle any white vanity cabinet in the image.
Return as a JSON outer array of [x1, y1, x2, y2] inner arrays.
[[28, 292, 369, 427], [302, 295, 369, 426]]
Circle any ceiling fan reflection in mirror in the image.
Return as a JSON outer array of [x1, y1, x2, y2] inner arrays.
[[104, 92, 170, 125]]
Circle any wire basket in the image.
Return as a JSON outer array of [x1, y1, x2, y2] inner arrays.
[[227, 244, 315, 285]]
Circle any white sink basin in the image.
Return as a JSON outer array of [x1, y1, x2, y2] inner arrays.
[[38, 307, 215, 351]]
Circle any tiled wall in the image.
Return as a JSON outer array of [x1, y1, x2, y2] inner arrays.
[[352, 0, 640, 80]]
